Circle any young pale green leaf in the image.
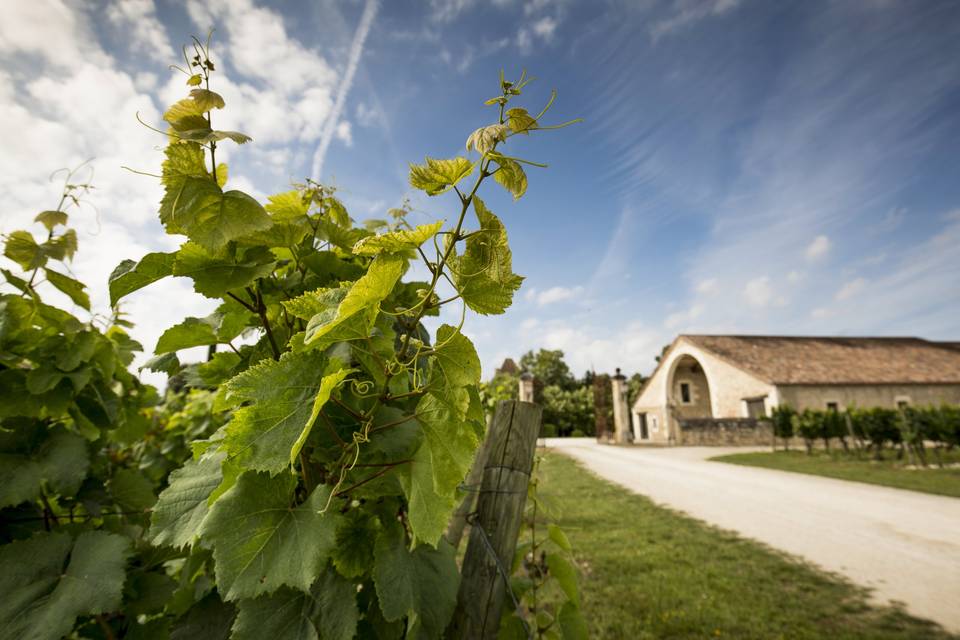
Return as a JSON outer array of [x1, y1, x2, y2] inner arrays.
[[0, 531, 131, 640], [108, 252, 176, 307], [493, 156, 528, 200], [304, 254, 404, 346], [172, 242, 275, 298], [373, 522, 459, 637], [0, 424, 89, 509], [432, 324, 481, 390], [190, 88, 226, 111], [159, 142, 210, 234], [506, 107, 538, 134], [352, 221, 444, 256], [231, 566, 357, 640], [34, 210, 68, 232], [149, 452, 225, 549], [187, 74, 203, 86], [216, 162, 228, 187], [163, 177, 271, 253], [416, 389, 479, 498], [223, 350, 329, 474], [265, 190, 309, 221], [164, 98, 205, 128], [199, 471, 339, 601], [397, 442, 455, 546], [292, 366, 352, 465], [408, 157, 476, 196], [546, 552, 580, 607], [43, 269, 90, 310], [450, 197, 523, 315], [4, 230, 44, 270], [324, 196, 351, 227]]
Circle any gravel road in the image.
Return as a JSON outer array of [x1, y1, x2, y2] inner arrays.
[[545, 438, 960, 632]]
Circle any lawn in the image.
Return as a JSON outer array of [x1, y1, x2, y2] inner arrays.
[[537, 451, 956, 639], [711, 449, 960, 498]]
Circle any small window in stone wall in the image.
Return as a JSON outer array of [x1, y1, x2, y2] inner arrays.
[[680, 382, 691, 404], [651, 416, 659, 432], [826, 402, 839, 412], [896, 396, 911, 409], [746, 398, 766, 418]]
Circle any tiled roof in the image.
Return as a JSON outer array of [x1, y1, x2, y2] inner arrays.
[[682, 335, 960, 385]]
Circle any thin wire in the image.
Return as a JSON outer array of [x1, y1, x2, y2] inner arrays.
[[466, 513, 534, 640]]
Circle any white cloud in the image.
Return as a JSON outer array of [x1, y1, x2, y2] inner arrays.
[[516, 29, 533, 55], [743, 276, 773, 308], [335, 120, 353, 147], [532, 16, 558, 40], [310, 0, 378, 179], [651, 0, 741, 41], [805, 235, 831, 261], [356, 101, 386, 128], [533, 285, 583, 306], [106, 0, 173, 63], [695, 278, 717, 295], [787, 270, 804, 284], [834, 277, 867, 301], [664, 303, 704, 329]]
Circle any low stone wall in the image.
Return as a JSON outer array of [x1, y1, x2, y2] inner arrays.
[[678, 418, 774, 446]]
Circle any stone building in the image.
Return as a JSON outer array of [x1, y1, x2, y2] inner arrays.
[[630, 335, 960, 444]]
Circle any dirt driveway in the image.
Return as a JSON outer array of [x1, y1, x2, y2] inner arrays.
[[546, 438, 960, 632]]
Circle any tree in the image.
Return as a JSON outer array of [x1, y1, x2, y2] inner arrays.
[[519, 349, 575, 390]]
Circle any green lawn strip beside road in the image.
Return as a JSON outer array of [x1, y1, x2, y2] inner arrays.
[[712, 449, 960, 498], [539, 452, 955, 639]]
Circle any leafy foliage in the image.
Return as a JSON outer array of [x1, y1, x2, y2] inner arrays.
[[1, 35, 576, 639]]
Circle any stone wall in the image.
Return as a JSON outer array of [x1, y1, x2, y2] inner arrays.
[[678, 417, 774, 446]]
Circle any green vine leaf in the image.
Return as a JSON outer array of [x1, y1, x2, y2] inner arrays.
[[172, 242, 275, 298], [34, 210, 68, 232], [546, 552, 580, 607], [493, 156, 528, 200], [398, 441, 456, 546], [149, 451, 225, 549], [352, 221, 444, 256], [43, 269, 90, 310], [108, 252, 176, 307], [155, 316, 218, 354], [373, 521, 459, 637], [0, 423, 89, 509], [506, 107, 538, 134], [408, 157, 476, 196], [190, 88, 226, 111], [199, 471, 339, 601], [304, 254, 404, 346], [432, 324, 481, 390], [292, 365, 352, 466], [416, 389, 479, 498], [223, 350, 330, 474], [231, 566, 357, 640], [0, 531, 131, 640], [450, 197, 523, 315], [265, 191, 309, 220]]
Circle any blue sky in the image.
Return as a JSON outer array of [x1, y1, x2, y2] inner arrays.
[[2, 0, 959, 381]]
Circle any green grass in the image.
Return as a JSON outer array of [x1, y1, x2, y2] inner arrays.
[[711, 448, 960, 498], [538, 451, 956, 639]]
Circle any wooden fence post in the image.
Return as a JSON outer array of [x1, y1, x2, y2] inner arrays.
[[447, 400, 542, 639]]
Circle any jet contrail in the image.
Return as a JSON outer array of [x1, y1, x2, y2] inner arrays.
[[311, 0, 378, 181]]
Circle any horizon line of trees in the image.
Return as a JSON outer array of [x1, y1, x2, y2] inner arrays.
[[481, 349, 647, 437]]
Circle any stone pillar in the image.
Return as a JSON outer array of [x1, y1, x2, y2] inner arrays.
[[518, 372, 535, 403], [611, 368, 631, 444]]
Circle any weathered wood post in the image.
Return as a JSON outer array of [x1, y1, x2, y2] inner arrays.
[[447, 400, 542, 639]]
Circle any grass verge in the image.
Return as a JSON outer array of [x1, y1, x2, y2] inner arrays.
[[538, 450, 955, 639], [711, 449, 960, 498]]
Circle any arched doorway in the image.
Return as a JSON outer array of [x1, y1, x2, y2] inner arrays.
[[667, 355, 713, 419]]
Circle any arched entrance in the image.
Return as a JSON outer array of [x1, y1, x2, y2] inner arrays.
[[667, 355, 713, 419]]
